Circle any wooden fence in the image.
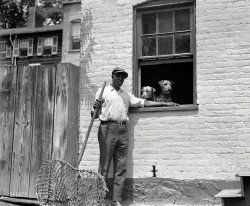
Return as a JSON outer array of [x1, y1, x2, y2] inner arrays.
[[0, 63, 79, 198]]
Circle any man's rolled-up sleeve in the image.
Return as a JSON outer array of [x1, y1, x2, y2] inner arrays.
[[129, 93, 145, 108]]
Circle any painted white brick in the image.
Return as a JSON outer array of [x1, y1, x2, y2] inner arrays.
[[77, 0, 250, 181]]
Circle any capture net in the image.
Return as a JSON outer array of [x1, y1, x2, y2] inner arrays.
[[35, 160, 108, 206]]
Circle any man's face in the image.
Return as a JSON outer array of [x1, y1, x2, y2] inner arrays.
[[112, 73, 126, 88]]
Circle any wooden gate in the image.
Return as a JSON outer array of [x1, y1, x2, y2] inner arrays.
[[0, 63, 79, 198]]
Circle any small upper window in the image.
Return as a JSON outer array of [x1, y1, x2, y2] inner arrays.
[[43, 37, 54, 55], [134, 0, 196, 107], [0, 41, 11, 58], [37, 36, 58, 56], [19, 38, 33, 57], [0, 41, 7, 58], [70, 20, 81, 50]]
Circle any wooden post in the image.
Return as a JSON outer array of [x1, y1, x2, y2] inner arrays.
[[52, 63, 79, 167], [0, 66, 15, 196]]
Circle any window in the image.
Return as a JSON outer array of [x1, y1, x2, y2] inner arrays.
[[37, 36, 58, 56], [0, 41, 11, 58], [0, 41, 7, 58], [43, 37, 54, 55], [19, 38, 33, 57], [70, 20, 81, 50], [134, 0, 196, 106]]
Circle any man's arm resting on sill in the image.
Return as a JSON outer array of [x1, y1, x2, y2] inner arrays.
[[144, 100, 179, 107]]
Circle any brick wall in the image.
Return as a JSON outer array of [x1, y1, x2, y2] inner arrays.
[[78, 0, 250, 204], [62, 2, 81, 66]]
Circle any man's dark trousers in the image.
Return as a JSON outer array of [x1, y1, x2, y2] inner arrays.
[[98, 121, 129, 202]]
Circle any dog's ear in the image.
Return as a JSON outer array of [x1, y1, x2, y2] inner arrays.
[[152, 87, 156, 93], [170, 80, 174, 85], [141, 87, 145, 92], [158, 80, 164, 87]]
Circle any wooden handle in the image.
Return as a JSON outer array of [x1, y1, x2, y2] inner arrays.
[[77, 81, 106, 167]]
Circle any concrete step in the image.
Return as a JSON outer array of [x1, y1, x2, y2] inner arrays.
[[106, 200, 222, 206], [215, 189, 242, 198], [214, 168, 250, 206]]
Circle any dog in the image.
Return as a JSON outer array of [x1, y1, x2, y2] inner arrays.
[[156, 80, 179, 106], [141, 86, 157, 101]]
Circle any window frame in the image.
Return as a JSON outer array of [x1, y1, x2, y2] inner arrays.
[[70, 19, 81, 51], [0, 41, 7, 58], [133, 0, 197, 111], [0, 41, 11, 58], [37, 36, 58, 56], [19, 38, 33, 57], [139, 6, 193, 58]]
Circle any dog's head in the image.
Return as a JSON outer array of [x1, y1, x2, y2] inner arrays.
[[141, 86, 156, 100], [158, 80, 173, 94]]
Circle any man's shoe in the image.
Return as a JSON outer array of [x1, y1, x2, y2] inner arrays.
[[111, 201, 122, 206]]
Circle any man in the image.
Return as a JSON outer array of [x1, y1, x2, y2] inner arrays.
[[92, 67, 175, 206]]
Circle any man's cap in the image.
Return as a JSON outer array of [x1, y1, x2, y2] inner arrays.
[[112, 67, 128, 78]]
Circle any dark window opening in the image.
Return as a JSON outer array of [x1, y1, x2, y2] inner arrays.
[[140, 61, 193, 104], [20, 49, 28, 57], [43, 47, 52, 55], [72, 38, 80, 50]]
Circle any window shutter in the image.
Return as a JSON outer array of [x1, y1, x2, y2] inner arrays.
[[13, 39, 19, 57], [6, 45, 11, 58], [37, 37, 43, 56], [28, 38, 33, 56], [52, 36, 58, 54]]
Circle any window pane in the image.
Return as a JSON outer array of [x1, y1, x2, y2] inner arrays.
[[142, 13, 156, 34], [142, 37, 156, 56], [72, 39, 80, 50], [44, 37, 53, 47], [158, 11, 173, 33], [20, 39, 29, 48], [175, 33, 190, 53], [158, 35, 173, 55], [20, 50, 28, 56], [72, 22, 81, 38], [0, 42, 6, 51], [175, 9, 190, 31]]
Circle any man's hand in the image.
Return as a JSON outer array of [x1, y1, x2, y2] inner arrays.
[[93, 99, 102, 110], [91, 99, 102, 119], [163, 102, 179, 107]]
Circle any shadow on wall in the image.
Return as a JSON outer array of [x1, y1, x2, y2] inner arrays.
[[80, 8, 99, 109], [120, 110, 201, 203]]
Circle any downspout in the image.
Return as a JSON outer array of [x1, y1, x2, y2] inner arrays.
[[9, 34, 17, 67]]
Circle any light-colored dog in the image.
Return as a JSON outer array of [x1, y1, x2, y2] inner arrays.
[[156, 80, 178, 106], [141, 86, 157, 101]]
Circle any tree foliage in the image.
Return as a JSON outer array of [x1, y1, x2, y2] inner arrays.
[[0, 0, 63, 29], [36, 0, 63, 27], [0, 0, 33, 29]]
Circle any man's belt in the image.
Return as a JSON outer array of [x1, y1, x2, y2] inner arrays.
[[101, 120, 127, 127]]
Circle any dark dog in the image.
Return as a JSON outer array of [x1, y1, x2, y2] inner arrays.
[[156, 80, 179, 106], [141, 86, 157, 101]]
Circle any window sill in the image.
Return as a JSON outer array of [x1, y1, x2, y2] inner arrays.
[[129, 104, 198, 113], [68, 49, 80, 53]]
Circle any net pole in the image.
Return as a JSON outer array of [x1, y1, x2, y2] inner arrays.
[[77, 81, 106, 167]]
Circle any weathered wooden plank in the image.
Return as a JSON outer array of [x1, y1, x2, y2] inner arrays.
[[2, 63, 79, 199], [0, 196, 39, 205], [52, 63, 69, 161], [28, 65, 56, 197], [0, 65, 15, 196], [64, 63, 79, 168], [10, 65, 33, 198], [52, 63, 79, 167], [0, 201, 19, 206]]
